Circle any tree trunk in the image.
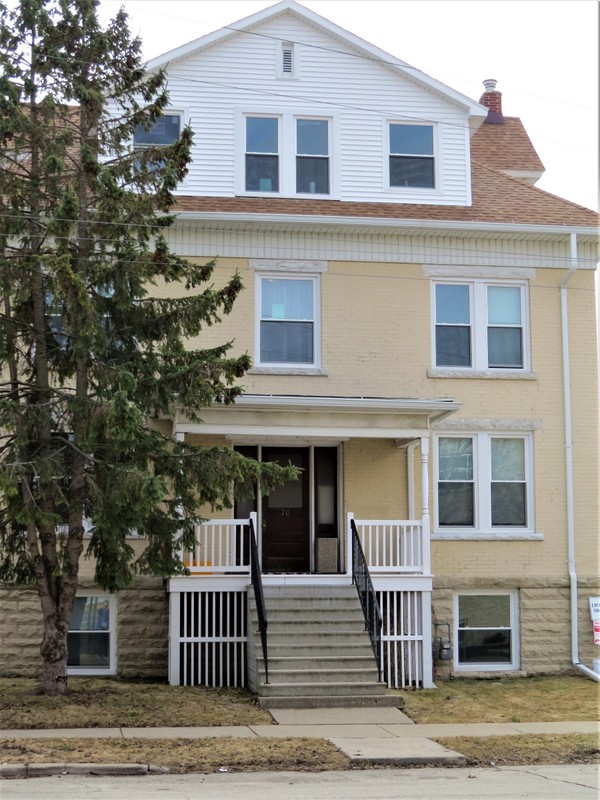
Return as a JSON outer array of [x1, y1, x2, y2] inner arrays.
[[39, 619, 69, 695]]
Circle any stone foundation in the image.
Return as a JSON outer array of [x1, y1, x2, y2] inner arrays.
[[0, 578, 169, 681], [431, 577, 600, 679]]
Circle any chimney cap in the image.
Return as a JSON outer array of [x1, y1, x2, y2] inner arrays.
[[483, 78, 498, 92]]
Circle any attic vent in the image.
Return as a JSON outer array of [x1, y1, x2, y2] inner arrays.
[[282, 47, 293, 72], [279, 41, 296, 78]]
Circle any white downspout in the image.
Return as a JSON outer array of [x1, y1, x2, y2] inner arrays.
[[561, 232, 599, 681]]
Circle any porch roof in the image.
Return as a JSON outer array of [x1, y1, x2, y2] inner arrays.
[[173, 394, 460, 443]]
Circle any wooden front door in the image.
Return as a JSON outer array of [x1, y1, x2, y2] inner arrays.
[[262, 447, 310, 573]]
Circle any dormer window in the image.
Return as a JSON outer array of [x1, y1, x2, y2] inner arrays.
[[245, 116, 279, 192], [296, 119, 329, 194], [389, 123, 435, 188], [133, 113, 181, 148], [278, 41, 297, 78]]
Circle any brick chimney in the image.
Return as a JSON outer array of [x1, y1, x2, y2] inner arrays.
[[479, 78, 504, 124]]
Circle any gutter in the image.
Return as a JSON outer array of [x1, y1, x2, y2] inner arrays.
[[561, 232, 599, 681]]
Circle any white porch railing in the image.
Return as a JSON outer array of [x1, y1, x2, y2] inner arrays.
[[181, 514, 255, 574], [183, 512, 430, 576], [347, 514, 430, 574]]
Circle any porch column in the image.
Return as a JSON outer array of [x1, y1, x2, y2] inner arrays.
[[420, 437, 431, 576], [420, 436, 434, 688]]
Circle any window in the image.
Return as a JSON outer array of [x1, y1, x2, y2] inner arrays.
[[257, 275, 319, 366], [389, 123, 434, 188], [434, 281, 527, 371], [296, 119, 329, 194], [245, 116, 279, 192], [436, 434, 532, 533], [240, 113, 332, 196], [455, 592, 518, 670], [68, 594, 116, 675], [133, 113, 181, 149]]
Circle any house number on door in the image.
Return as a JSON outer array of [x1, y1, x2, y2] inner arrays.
[[280, 509, 290, 516]]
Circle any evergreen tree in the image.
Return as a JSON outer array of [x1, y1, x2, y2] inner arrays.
[[0, 0, 293, 695]]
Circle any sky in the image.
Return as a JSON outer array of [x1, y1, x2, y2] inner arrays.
[[95, 0, 600, 213]]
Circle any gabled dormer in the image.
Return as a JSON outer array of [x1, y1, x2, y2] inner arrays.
[[144, 0, 488, 207]]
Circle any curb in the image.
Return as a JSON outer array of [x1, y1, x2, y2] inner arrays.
[[0, 762, 170, 779]]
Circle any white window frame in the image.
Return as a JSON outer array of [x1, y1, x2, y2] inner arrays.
[[236, 109, 336, 198], [132, 109, 187, 150], [433, 432, 535, 538], [431, 279, 530, 374], [386, 120, 439, 193], [454, 591, 519, 672], [255, 272, 321, 369], [132, 109, 188, 187], [67, 593, 117, 676]]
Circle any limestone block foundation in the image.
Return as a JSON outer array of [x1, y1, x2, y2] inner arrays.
[[0, 577, 169, 680], [431, 577, 600, 679]]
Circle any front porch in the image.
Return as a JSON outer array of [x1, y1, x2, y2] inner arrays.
[[167, 512, 434, 693], [167, 395, 455, 697]]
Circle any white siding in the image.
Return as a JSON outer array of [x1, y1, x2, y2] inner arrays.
[[160, 15, 472, 205]]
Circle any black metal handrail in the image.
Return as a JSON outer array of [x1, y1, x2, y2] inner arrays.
[[249, 517, 269, 684], [351, 518, 383, 682]]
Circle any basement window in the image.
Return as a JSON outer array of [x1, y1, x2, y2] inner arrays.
[[67, 594, 116, 675], [454, 592, 519, 671]]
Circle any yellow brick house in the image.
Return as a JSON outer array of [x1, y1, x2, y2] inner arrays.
[[2, 0, 598, 704]]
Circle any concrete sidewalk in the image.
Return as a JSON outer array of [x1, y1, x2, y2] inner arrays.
[[1, 707, 598, 769]]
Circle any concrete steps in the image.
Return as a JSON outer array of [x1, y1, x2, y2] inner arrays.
[[249, 585, 401, 710]]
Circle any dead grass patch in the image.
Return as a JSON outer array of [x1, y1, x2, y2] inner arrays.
[[0, 679, 272, 730], [436, 733, 600, 766], [0, 736, 349, 773], [398, 675, 600, 724]]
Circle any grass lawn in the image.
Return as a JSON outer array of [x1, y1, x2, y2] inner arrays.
[[398, 674, 599, 724], [0, 674, 598, 772]]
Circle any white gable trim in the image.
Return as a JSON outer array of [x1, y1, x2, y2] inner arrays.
[[146, 0, 487, 122]]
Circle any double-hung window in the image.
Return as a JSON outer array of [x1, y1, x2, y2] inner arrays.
[[241, 113, 332, 196], [296, 119, 329, 194], [245, 116, 279, 192], [389, 123, 435, 188], [257, 275, 319, 367], [434, 281, 528, 371], [455, 592, 519, 670], [436, 434, 532, 534], [68, 594, 116, 675]]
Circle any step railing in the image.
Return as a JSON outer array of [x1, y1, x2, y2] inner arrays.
[[249, 513, 269, 684], [350, 518, 383, 682]]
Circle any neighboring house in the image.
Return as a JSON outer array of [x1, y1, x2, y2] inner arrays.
[[2, 0, 598, 701]]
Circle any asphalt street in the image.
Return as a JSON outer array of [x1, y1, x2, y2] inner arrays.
[[1, 765, 599, 800]]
